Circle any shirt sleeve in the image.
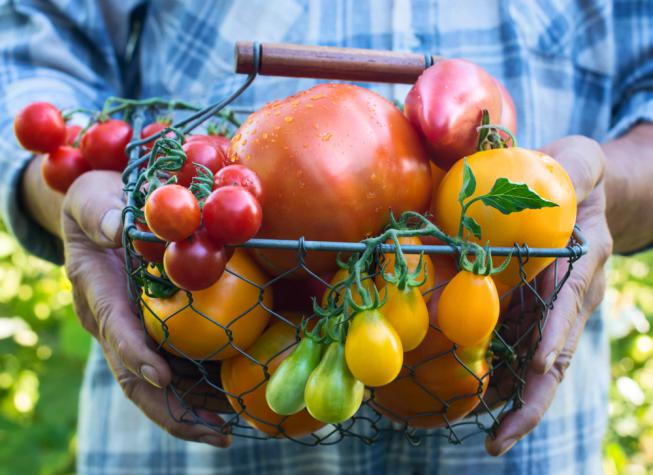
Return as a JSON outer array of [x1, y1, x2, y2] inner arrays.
[[0, 1, 130, 264], [608, 0, 653, 139]]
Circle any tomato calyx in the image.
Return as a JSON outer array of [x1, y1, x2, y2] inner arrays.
[[475, 109, 518, 151]]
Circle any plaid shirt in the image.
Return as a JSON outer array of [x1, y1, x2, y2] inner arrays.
[[2, 0, 653, 473]]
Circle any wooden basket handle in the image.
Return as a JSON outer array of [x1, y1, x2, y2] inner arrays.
[[234, 41, 439, 84]]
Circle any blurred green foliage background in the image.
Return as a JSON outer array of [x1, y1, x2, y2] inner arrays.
[[0, 223, 651, 475]]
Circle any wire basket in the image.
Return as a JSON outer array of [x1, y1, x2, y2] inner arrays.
[[121, 42, 587, 446]]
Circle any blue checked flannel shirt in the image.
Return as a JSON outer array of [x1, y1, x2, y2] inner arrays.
[[2, 1, 653, 474]]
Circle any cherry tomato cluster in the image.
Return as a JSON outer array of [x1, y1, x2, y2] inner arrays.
[[13, 102, 136, 193], [141, 133, 264, 292]]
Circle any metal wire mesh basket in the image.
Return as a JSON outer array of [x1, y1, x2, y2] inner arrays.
[[121, 42, 587, 446]]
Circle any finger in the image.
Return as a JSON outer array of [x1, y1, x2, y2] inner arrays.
[[484, 366, 560, 456], [531, 189, 612, 373], [62, 214, 171, 389], [102, 342, 232, 448], [62, 171, 125, 248], [539, 136, 605, 203]]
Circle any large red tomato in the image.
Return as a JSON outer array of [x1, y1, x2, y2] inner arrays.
[[229, 84, 432, 275]]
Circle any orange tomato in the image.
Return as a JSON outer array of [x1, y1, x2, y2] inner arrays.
[[141, 250, 272, 360], [433, 148, 576, 287], [221, 319, 325, 437], [437, 271, 500, 347]]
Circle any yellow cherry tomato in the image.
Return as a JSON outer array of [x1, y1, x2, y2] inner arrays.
[[381, 283, 429, 351], [345, 309, 403, 386], [376, 236, 437, 302], [437, 270, 499, 347]]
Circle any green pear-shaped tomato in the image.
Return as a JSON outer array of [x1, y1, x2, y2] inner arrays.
[[265, 336, 324, 416], [304, 341, 364, 424]]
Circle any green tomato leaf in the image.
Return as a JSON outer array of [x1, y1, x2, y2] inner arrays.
[[461, 215, 482, 239], [458, 159, 477, 204], [480, 178, 559, 214]]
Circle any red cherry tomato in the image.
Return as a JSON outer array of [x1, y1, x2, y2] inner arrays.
[[141, 121, 173, 152], [174, 141, 224, 187], [41, 146, 91, 193], [144, 184, 201, 242], [163, 230, 228, 291], [80, 119, 133, 171], [65, 125, 83, 146], [404, 59, 502, 170], [203, 186, 262, 245], [14, 102, 66, 153], [213, 164, 264, 203], [132, 222, 166, 263], [208, 134, 230, 157]]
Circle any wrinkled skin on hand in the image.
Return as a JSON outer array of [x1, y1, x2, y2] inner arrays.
[[61, 171, 231, 448], [484, 136, 612, 456]]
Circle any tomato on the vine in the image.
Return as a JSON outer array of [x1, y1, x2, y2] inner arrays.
[[163, 230, 227, 291], [132, 222, 166, 263], [344, 309, 403, 387], [373, 255, 490, 428], [141, 121, 172, 152], [229, 83, 432, 275], [433, 147, 576, 287], [142, 250, 271, 360], [404, 59, 505, 170], [376, 236, 437, 302], [221, 319, 325, 436], [14, 102, 66, 153], [203, 186, 262, 245], [437, 270, 499, 347], [304, 341, 364, 424], [65, 125, 82, 146], [380, 283, 429, 351], [144, 184, 200, 242], [214, 164, 264, 203], [80, 119, 133, 171], [322, 269, 375, 308], [41, 146, 91, 193], [174, 141, 224, 187]]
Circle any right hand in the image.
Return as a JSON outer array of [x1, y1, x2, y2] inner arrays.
[[61, 170, 231, 448]]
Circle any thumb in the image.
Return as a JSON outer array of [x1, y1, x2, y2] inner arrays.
[[62, 171, 125, 248]]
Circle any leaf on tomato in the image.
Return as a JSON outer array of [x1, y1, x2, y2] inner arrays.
[[458, 159, 476, 203], [480, 178, 559, 214], [461, 215, 482, 239]]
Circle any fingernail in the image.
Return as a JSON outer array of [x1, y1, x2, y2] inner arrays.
[[497, 438, 517, 456], [140, 364, 162, 388], [544, 352, 557, 373], [197, 434, 228, 448], [100, 209, 122, 243]]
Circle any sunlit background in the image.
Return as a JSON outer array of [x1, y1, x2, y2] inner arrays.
[[0, 222, 650, 475]]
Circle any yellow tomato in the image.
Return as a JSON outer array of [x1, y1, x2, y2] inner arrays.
[[344, 309, 403, 386], [381, 284, 429, 351]]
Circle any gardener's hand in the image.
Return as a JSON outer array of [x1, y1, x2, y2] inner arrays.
[[60, 170, 231, 448], [485, 136, 613, 456]]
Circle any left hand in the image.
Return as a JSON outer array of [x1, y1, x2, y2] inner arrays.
[[485, 136, 613, 456]]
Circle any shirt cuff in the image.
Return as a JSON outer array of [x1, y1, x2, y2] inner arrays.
[[608, 90, 653, 140], [0, 153, 64, 265]]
